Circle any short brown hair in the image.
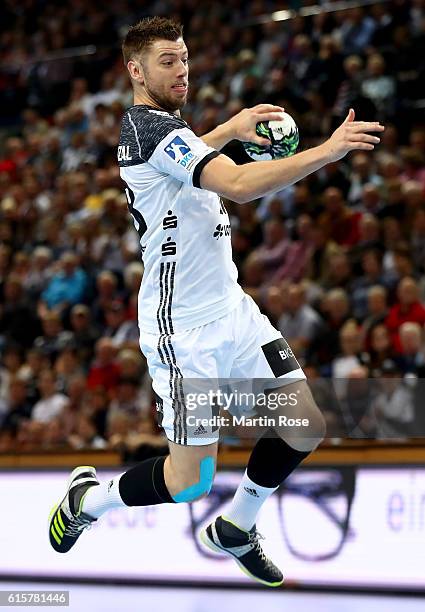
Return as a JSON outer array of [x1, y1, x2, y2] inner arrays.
[[122, 17, 183, 65]]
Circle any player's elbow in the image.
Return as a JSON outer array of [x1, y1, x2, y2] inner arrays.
[[232, 189, 252, 204], [230, 177, 253, 204]]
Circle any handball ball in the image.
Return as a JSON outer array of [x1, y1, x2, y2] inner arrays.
[[243, 112, 299, 161]]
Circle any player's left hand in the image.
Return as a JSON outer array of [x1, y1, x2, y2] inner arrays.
[[227, 104, 286, 145]]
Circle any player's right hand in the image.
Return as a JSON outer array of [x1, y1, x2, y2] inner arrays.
[[324, 108, 385, 162]]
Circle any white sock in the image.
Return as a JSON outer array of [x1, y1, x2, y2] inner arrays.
[[81, 473, 127, 519], [223, 471, 278, 531]]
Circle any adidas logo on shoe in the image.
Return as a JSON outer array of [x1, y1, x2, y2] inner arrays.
[[193, 424, 207, 436], [244, 486, 259, 497]]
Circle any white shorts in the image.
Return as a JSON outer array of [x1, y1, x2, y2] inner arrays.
[[139, 293, 306, 446]]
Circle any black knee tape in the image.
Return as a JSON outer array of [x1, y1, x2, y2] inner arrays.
[[247, 428, 311, 488], [118, 455, 175, 506]]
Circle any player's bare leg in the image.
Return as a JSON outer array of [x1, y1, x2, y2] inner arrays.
[[202, 380, 325, 586], [49, 441, 217, 553]]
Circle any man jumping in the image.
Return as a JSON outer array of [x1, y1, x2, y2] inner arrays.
[[48, 17, 383, 586]]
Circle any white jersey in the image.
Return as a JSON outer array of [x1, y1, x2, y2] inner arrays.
[[118, 104, 244, 335]]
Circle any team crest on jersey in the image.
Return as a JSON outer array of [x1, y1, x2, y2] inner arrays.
[[164, 136, 195, 170]]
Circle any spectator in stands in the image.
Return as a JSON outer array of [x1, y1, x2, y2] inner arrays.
[[41, 251, 88, 312], [307, 225, 340, 283], [0, 429, 14, 452], [0, 274, 41, 348], [361, 53, 396, 118], [362, 286, 389, 348], [318, 186, 362, 247], [344, 365, 376, 437], [338, 7, 376, 55], [354, 213, 382, 255], [0, 345, 24, 410], [240, 253, 264, 303], [366, 323, 394, 374], [347, 153, 383, 205], [31, 369, 69, 424], [92, 270, 120, 327], [54, 345, 85, 393], [33, 311, 74, 361], [42, 417, 69, 449], [87, 337, 121, 392], [371, 359, 415, 438], [1, 377, 32, 432], [68, 414, 107, 450], [231, 204, 263, 249], [106, 412, 134, 451], [306, 288, 351, 370], [103, 300, 139, 349], [263, 285, 285, 328], [24, 246, 53, 299], [322, 251, 353, 293], [332, 321, 366, 398], [395, 322, 425, 375], [252, 217, 291, 284], [69, 304, 100, 367], [386, 277, 425, 353], [16, 420, 45, 451], [351, 249, 387, 320], [277, 283, 323, 358], [411, 208, 425, 276], [60, 373, 87, 438], [271, 214, 315, 283], [117, 348, 145, 380], [83, 386, 110, 440], [108, 376, 147, 425], [356, 183, 384, 215]]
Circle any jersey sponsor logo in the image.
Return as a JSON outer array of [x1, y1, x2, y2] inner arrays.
[[193, 423, 207, 436], [163, 210, 178, 230], [164, 136, 195, 169], [162, 237, 177, 256], [279, 347, 294, 360], [261, 338, 300, 378], [213, 223, 231, 239], [118, 145, 132, 161]]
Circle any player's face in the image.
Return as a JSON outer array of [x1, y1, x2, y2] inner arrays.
[[143, 38, 189, 112]]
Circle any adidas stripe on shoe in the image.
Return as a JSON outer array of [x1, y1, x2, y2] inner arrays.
[[48, 466, 99, 553]]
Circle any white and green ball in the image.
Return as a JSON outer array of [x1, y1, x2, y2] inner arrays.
[[243, 112, 299, 161]]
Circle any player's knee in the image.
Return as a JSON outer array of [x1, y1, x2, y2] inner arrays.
[[171, 456, 215, 503], [276, 380, 326, 452]]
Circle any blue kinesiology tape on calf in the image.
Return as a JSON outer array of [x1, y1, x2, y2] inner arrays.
[[172, 456, 215, 503]]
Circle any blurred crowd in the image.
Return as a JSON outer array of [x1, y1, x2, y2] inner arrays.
[[0, 0, 424, 451]]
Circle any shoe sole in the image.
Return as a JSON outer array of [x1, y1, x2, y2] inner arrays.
[[199, 528, 284, 587], [48, 465, 97, 551]]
